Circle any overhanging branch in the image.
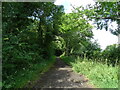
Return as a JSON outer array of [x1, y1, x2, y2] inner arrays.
[[92, 17, 120, 20]]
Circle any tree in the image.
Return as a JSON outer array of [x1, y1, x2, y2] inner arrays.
[[94, 2, 120, 35], [82, 40, 101, 60], [72, 2, 120, 35], [2, 2, 64, 88], [59, 12, 93, 56], [102, 44, 119, 66]]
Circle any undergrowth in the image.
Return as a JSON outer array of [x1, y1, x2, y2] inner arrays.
[[3, 56, 56, 88], [61, 56, 118, 88]]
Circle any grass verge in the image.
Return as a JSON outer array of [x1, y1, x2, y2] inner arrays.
[[61, 56, 118, 88], [3, 56, 56, 88]]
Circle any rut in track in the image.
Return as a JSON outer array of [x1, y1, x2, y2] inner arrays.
[[28, 57, 95, 88]]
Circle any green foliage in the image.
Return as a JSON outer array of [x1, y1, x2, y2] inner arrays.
[[3, 56, 56, 88], [59, 12, 93, 56], [62, 57, 118, 88], [72, 2, 120, 35], [83, 40, 101, 59], [2, 2, 64, 88], [94, 2, 119, 35], [102, 44, 119, 66], [2, 2, 119, 89], [89, 2, 119, 35], [61, 56, 75, 65]]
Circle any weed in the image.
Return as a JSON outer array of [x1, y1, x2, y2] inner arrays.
[[62, 56, 118, 88]]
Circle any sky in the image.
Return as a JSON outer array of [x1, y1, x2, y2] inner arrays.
[[54, 0, 118, 50]]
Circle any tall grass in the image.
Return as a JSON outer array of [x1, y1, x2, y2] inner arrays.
[[61, 56, 118, 88]]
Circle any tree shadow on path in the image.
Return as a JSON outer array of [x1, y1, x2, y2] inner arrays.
[[29, 57, 96, 89]]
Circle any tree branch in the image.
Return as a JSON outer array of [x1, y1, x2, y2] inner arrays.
[[92, 17, 120, 20]]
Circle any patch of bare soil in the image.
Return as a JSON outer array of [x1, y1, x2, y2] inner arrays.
[[27, 57, 96, 89]]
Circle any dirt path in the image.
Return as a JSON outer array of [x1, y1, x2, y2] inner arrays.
[[29, 57, 95, 88]]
